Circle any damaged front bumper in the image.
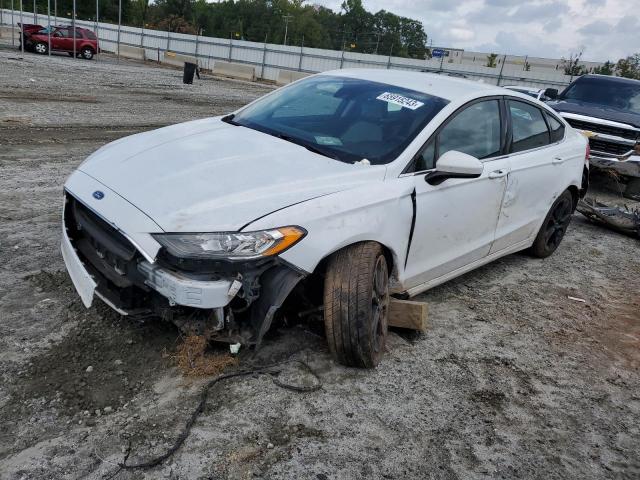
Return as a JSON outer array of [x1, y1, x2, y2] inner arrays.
[[62, 191, 306, 346]]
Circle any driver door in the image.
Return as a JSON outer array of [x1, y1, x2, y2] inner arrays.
[[404, 98, 510, 289]]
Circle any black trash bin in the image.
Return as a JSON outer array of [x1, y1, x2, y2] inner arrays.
[[183, 62, 197, 84]]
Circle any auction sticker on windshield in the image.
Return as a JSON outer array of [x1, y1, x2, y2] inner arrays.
[[376, 92, 424, 110]]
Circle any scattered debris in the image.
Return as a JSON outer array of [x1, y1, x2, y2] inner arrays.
[[568, 296, 587, 303], [172, 335, 238, 377], [577, 198, 640, 238]]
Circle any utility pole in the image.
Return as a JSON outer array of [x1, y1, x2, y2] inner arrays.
[[282, 14, 292, 45]]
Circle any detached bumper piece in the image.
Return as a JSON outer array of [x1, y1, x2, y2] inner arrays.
[[63, 192, 306, 345], [577, 199, 640, 238]]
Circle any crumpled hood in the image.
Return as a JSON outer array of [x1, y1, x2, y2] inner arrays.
[[548, 99, 640, 129], [79, 117, 386, 232]]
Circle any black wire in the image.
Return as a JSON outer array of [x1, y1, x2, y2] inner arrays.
[[103, 359, 321, 476]]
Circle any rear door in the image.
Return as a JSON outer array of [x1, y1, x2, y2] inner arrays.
[[491, 98, 577, 252]]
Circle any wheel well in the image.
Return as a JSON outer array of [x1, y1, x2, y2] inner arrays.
[[312, 241, 396, 279], [82, 45, 95, 53], [567, 185, 580, 211]]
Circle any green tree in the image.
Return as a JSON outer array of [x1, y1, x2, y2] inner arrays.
[[486, 53, 498, 68], [592, 60, 615, 75], [616, 54, 640, 79]]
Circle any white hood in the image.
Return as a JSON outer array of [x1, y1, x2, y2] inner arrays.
[[79, 117, 386, 232]]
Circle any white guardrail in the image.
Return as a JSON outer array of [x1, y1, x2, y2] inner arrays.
[[0, 8, 573, 89]]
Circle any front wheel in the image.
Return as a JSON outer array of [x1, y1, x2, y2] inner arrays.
[[529, 190, 574, 258], [34, 42, 48, 55], [323, 242, 390, 368]]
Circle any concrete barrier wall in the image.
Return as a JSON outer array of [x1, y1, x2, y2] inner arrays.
[[118, 45, 145, 61], [0, 26, 16, 39], [162, 51, 197, 68], [212, 60, 256, 81], [276, 69, 311, 85]]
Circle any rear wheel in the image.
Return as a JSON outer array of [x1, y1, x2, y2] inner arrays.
[[34, 42, 48, 55], [529, 190, 574, 258], [81, 47, 94, 60], [323, 242, 389, 368]]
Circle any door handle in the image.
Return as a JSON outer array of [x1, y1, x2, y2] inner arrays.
[[552, 156, 566, 164], [488, 169, 508, 179]]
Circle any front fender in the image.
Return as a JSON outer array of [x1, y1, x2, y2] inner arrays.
[[244, 178, 415, 282]]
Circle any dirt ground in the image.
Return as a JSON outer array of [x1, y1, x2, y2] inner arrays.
[[1, 44, 639, 480]]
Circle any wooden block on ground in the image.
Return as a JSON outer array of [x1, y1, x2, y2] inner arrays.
[[388, 298, 428, 332]]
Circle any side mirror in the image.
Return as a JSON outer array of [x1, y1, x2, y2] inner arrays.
[[544, 88, 558, 100], [425, 150, 484, 186]]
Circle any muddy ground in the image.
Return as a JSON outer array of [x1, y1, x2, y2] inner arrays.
[[0, 43, 639, 480]]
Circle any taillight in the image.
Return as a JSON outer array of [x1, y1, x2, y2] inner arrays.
[[585, 142, 590, 164]]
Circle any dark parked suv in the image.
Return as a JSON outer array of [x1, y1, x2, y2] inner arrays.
[[546, 74, 640, 197]]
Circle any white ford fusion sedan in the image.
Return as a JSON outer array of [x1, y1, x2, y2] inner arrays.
[[62, 69, 589, 368]]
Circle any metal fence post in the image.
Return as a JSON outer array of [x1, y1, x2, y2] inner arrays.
[[340, 46, 345, 69], [141, 25, 144, 48], [32, 0, 34, 23], [195, 28, 199, 59], [47, 0, 50, 56], [228, 33, 233, 61], [298, 35, 303, 71], [496, 54, 506, 86], [19, 0, 23, 55], [386, 43, 393, 69], [10, 0, 14, 47], [1, 1, 3, 27], [95, 0, 99, 39], [72, 0, 76, 59], [166, 30, 170, 52], [116, 0, 121, 60], [260, 34, 267, 79]]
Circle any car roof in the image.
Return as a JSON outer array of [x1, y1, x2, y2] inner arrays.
[[577, 74, 640, 86], [323, 69, 500, 101]]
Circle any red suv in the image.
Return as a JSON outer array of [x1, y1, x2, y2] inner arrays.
[[24, 25, 99, 60]]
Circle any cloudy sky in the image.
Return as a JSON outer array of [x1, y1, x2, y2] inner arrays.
[[312, 0, 639, 62]]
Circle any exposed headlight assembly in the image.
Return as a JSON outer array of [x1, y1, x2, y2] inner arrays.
[[153, 226, 306, 260]]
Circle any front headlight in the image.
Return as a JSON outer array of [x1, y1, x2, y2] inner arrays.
[[153, 226, 306, 260]]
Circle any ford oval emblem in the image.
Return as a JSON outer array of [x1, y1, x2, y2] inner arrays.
[[92, 190, 105, 200]]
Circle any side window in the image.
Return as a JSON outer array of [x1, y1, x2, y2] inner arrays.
[[509, 100, 550, 152], [437, 100, 501, 160], [545, 113, 565, 143]]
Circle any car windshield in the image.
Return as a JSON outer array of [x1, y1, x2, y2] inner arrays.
[[230, 75, 449, 164], [561, 77, 640, 114]]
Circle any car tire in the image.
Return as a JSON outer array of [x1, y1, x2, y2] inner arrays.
[[323, 242, 390, 368], [34, 42, 48, 55], [81, 47, 94, 60], [528, 190, 574, 258]]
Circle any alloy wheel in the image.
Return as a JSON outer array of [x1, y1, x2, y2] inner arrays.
[[371, 255, 389, 354], [544, 196, 572, 250]]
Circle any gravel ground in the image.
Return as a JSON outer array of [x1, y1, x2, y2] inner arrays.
[[1, 44, 639, 480]]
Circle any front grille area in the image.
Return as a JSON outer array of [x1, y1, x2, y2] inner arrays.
[[64, 193, 150, 311], [565, 118, 639, 141], [589, 138, 634, 157]]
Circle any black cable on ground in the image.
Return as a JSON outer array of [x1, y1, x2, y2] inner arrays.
[[103, 359, 321, 476]]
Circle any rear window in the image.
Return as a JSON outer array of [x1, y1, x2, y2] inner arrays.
[[85, 31, 97, 40]]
